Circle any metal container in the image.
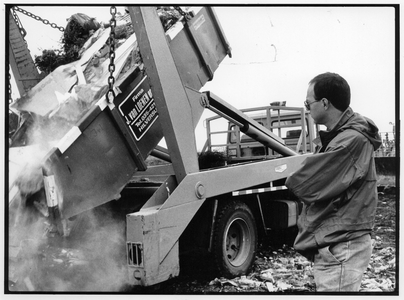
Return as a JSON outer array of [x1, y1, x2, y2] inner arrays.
[[41, 7, 230, 219]]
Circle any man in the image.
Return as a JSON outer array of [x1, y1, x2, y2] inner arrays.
[[285, 72, 382, 292]]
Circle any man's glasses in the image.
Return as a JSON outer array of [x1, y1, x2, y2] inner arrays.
[[304, 99, 321, 111]]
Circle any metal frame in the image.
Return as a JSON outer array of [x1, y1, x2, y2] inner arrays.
[[205, 104, 317, 159], [128, 7, 200, 183], [125, 6, 309, 286]]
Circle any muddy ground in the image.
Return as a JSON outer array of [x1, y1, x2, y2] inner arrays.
[[8, 187, 397, 294]]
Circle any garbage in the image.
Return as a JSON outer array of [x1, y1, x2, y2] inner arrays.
[[8, 13, 140, 210], [259, 269, 274, 282], [10, 26, 136, 118], [276, 280, 293, 291], [209, 276, 263, 291], [265, 282, 275, 292]]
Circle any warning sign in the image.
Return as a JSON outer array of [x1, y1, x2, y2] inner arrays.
[[118, 75, 159, 141]]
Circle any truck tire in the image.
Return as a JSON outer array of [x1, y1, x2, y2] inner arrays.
[[212, 201, 257, 278]]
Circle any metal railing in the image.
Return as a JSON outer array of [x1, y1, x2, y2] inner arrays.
[[374, 132, 395, 157], [203, 105, 316, 160]]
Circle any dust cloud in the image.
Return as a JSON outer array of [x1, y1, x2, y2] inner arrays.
[[9, 198, 132, 292], [8, 87, 132, 293]]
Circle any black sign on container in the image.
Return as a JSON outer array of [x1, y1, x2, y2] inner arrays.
[[118, 75, 159, 141]]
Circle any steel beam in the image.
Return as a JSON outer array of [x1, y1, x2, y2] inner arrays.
[[8, 11, 41, 96], [126, 153, 309, 285], [128, 7, 199, 183]]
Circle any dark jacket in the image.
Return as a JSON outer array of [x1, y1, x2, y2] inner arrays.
[[285, 107, 382, 259]]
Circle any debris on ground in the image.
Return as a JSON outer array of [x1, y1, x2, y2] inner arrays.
[[150, 193, 397, 294]]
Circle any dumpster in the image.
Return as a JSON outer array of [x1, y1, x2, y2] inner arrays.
[[13, 7, 231, 220], [42, 68, 163, 219]]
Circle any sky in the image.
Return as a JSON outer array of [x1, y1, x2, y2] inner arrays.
[[6, 5, 398, 151]]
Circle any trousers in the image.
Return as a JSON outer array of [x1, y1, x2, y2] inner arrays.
[[313, 234, 372, 292]]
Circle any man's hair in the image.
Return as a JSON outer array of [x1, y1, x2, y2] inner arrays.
[[309, 72, 351, 111]]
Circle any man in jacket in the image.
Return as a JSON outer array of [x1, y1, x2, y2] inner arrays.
[[285, 72, 382, 292]]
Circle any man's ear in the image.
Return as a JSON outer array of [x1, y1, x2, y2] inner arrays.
[[322, 98, 329, 110]]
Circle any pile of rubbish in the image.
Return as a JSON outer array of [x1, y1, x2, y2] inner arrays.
[[11, 13, 139, 127], [208, 245, 396, 292]]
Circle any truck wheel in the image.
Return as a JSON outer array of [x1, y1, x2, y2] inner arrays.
[[212, 201, 257, 278]]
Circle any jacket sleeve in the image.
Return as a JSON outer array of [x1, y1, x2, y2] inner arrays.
[[285, 130, 372, 203]]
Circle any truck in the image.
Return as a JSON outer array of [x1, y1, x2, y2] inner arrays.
[[7, 6, 316, 290], [204, 102, 318, 162]]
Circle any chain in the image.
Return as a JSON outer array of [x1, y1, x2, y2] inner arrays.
[[106, 6, 117, 104], [13, 6, 65, 32], [11, 7, 27, 37], [8, 68, 13, 105], [174, 6, 191, 21]]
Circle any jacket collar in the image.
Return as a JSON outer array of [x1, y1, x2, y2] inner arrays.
[[329, 107, 355, 132], [313, 107, 354, 150]]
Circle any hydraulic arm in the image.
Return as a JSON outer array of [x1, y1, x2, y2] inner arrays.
[[202, 91, 298, 157]]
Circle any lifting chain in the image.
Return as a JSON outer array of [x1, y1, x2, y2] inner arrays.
[[106, 6, 117, 104], [11, 7, 26, 37], [12, 6, 65, 32], [8, 67, 13, 104], [174, 6, 191, 21]]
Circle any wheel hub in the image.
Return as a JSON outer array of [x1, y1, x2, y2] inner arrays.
[[225, 218, 250, 266]]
